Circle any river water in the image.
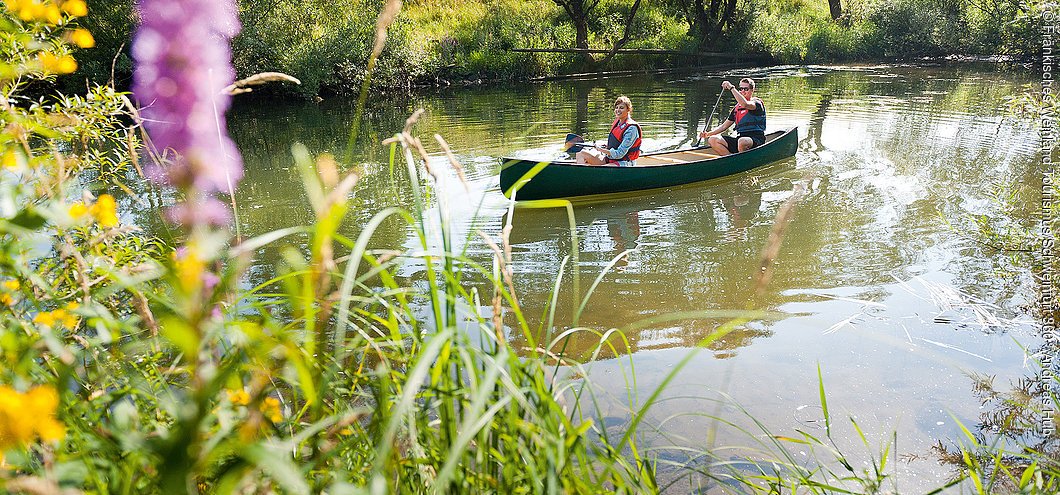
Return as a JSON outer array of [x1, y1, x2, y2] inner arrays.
[[223, 64, 1042, 491]]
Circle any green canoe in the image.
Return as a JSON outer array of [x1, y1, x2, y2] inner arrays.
[[499, 127, 798, 200]]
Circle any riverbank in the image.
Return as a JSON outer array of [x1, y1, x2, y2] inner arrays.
[[64, 0, 1036, 98]]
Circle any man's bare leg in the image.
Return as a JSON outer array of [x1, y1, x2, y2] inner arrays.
[[707, 135, 731, 156], [737, 137, 754, 153]]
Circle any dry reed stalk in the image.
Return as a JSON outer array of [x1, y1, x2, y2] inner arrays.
[[372, 0, 403, 61], [131, 289, 158, 337], [306, 155, 361, 360], [222, 71, 301, 96], [502, 224, 514, 274], [408, 135, 436, 180], [383, 110, 436, 178], [434, 134, 470, 192], [478, 231, 519, 308], [752, 181, 807, 301], [492, 291, 504, 345], [4, 475, 81, 495], [402, 109, 423, 134], [119, 94, 163, 174]]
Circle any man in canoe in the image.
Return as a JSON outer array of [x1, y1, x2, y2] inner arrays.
[[699, 78, 766, 155], [576, 95, 642, 166]]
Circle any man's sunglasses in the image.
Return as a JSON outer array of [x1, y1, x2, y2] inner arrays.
[[737, 86, 752, 91]]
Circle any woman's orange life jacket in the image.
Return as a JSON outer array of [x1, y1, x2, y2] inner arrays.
[[606, 117, 642, 162]]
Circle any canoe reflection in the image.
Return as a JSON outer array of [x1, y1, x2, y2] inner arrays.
[[502, 173, 794, 361]]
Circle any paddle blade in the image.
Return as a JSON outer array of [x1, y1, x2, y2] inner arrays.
[[563, 133, 585, 152]]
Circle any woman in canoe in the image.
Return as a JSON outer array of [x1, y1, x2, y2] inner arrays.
[[699, 78, 767, 156], [576, 95, 642, 167]]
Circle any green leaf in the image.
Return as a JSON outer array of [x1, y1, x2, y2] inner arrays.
[[1019, 461, 1037, 488], [242, 444, 310, 495], [817, 363, 831, 437], [159, 316, 199, 357], [9, 207, 46, 230]]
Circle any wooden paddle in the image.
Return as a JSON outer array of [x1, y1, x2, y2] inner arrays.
[[693, 87, 727, 148]]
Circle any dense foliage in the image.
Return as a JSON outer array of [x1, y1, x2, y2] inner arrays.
[[61, 0, 1040, 97]]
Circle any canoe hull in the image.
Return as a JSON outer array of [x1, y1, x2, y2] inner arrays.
[[499, 127, 798, 200]]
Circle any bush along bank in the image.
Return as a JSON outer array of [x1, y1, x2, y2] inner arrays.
[[58, 0, 1039, 99]]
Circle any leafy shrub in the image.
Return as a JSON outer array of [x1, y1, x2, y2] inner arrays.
[[863, 0, 962, 58], [44, 0, 1049, 97], [805, 19, 874, 61], [962, 0, 1039, 58], [746, 9, 815, 62]]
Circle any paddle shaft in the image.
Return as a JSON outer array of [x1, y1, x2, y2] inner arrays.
[[693, 88, 727, 147]]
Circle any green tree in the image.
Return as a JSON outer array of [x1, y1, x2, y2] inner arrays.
[[552, 0, 602, 62], [671, 0, 741, 49]]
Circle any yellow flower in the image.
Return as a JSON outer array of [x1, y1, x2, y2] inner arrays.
[[23, 387, 63, 441], [260, 397, 282, 423], [60, 307, 78, 328], [173, 247, 205, 292], [38, 51, 77, 74], [33, 311, 56, 326], [89, 194, 118, 227], [68, 201, 88, 219], [71, 195, 118, 227], [227, 389, 250, 406], [59, 0, 85, 17], [6, 0, 66, 24], [1, 150, 18, 169], [15, 1, 45, 22], [1, 280, 20, 306], [339, 427, 353, 436], [32, 307, 78, 328], [0, 385, 65, 450], [66, 28, 94, 48], [41, 2, 59, 23]]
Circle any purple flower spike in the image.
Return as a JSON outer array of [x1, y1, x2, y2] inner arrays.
[[166, 198, 233, 226], [133, 0, 243, 195]]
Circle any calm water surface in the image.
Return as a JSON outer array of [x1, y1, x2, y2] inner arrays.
[[223, 64, 1041, 491]]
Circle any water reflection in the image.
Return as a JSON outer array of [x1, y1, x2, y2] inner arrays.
[[502, 167, 796, 359]]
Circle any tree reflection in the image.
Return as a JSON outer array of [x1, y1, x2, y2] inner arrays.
[[573, 82, 591, 138], [806, 90, 833, 153]]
